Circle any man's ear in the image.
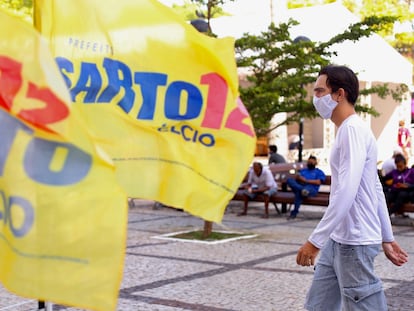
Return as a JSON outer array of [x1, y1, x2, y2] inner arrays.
[[337, 88, 346, 101]]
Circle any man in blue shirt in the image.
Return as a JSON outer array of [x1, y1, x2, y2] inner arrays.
[[286, 155, 326, 220]]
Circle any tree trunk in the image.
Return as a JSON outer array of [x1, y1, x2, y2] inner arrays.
[[202, 220, 213, 238]]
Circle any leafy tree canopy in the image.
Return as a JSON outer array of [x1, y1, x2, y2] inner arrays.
[[171, 0, 233, 35], [236, 15, 409, 136], [288, 0, 414, 73], [0, 0, 32, 23], [189, 0, 233, 19]]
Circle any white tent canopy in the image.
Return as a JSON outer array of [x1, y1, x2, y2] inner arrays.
[[211, 2, 412, 84], [212, 1, 413, 165]]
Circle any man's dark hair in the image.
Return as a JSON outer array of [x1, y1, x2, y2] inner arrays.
[[308, 155, 317, 161], [269, 145, 277, 153], [253, 161, 263, 170], [394, 153, 406, 165], [319, 65, 359, 105]]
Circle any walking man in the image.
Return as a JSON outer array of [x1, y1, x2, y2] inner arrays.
[[297, 65, 408, 311]]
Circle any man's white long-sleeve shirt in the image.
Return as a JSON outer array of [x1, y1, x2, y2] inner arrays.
[[309, 115, 394, 248]]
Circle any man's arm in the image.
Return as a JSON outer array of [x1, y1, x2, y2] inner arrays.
[[297, 241, 319, 266], [382, 241, 408, 266], [297, 170, 324, 185], [302, 177, 322, 185], [375, 172, 408, 266], [308, 126, 365, 249], [244, 170, 253, 189]]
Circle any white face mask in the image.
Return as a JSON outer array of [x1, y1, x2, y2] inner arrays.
[[312, 94, 338, 119]]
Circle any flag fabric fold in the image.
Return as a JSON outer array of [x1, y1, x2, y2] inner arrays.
[[0, 10, 127, 311], [35, 0, 256, 223]]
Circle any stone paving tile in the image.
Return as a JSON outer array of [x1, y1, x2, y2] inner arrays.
[[128, 240, 297, 265], [133, 269, 312, 311], [1, 199, 413, 311], [121, 254, 221, 288]]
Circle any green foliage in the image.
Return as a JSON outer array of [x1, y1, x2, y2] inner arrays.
[[173, 0, 232, 21], [394, 31, 414, 61], [0, 0, 32, 23], [189, 0, 233, 35], [169, 1, 233, 36], [288, 0, 414, 77], [190, 0, 230, 17], [171, 230, 247, 241], [235, 16, 408, 136], [172, 2, 200, 20], [287, 0, 335, 9], [353, 0, 412, 38]]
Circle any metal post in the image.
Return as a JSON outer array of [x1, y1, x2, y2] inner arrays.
[[38, 301, 53, 310], [298, 117, 304, 162], [293, 35, 311, 163]]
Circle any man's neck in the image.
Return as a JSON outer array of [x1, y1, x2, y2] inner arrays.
[[331, 102, 356, 127]]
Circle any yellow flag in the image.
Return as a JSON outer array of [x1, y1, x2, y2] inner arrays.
[[0, 10, 127, 311], [34, 0, 256, 223]]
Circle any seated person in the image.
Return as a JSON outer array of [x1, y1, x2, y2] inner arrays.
[[383, 154, 414, 217], [286, 155, 326, 220], [238, 162, 278, 219], [381, 147, 403, 176], [268, 144, 286, 165]]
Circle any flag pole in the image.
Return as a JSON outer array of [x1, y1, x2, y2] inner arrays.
[[38, 300, 53, 310]]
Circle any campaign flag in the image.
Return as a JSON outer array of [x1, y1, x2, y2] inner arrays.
[[0, 10, 127, 311], [34, 0, 256, 223]]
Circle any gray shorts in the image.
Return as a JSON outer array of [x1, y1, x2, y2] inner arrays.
[[305, 239, 386, 311]]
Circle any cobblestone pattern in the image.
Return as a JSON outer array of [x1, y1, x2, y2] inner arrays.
[[1, 200, 413, 311]]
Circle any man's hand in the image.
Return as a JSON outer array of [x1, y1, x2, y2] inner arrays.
[[395, 182, 407, 189], [296, 175, 306, 183], [297, 241, 320, 266], [382, 241, 408, 266]]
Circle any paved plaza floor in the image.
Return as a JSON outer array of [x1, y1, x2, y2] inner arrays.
[[1, 200, 414, 311]]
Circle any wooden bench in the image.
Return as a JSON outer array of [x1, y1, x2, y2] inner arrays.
[[231, 162, 331, 214], [400, 203, 414, 213], [387, 200, 414, 214], [232, 164, 414, 217]]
